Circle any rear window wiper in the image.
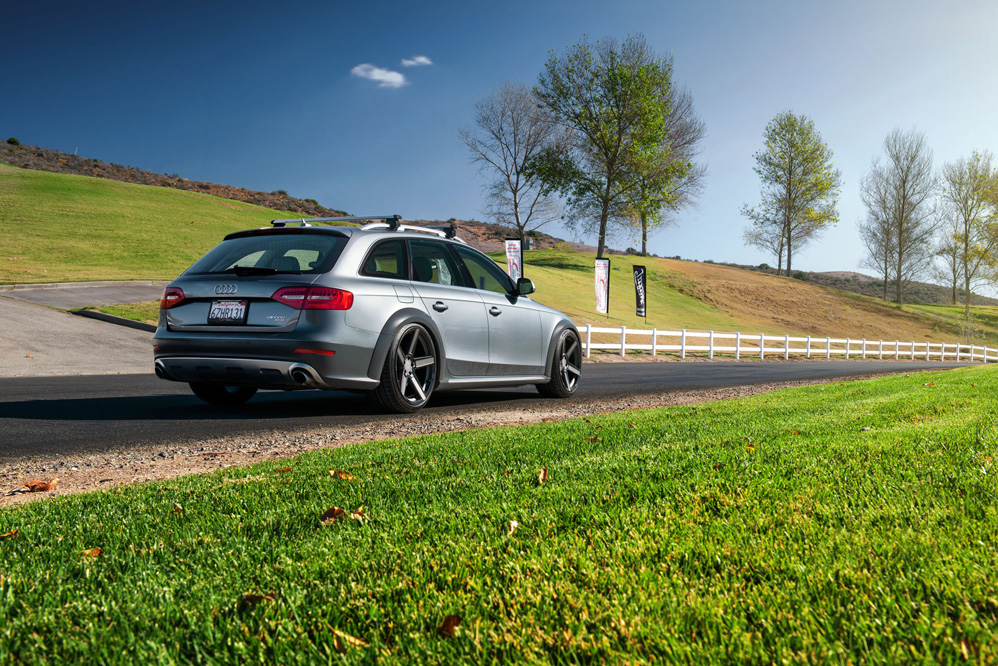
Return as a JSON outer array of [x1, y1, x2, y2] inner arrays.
[[228, 265, 277, 276]]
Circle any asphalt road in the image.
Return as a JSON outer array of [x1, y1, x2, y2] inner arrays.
[[0, 361, 972, 461]]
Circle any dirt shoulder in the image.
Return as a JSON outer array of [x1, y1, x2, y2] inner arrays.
[[0, 373, 905, 507]]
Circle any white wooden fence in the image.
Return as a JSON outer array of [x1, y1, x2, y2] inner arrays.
[[578, 324, 997, 363]]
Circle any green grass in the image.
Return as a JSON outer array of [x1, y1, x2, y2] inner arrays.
[[3, 366, 998, 663], [501, 249, 745, 333], [905, 304, 998, 344], [0, 163, 300, 283], [85, 301, 160, 325]]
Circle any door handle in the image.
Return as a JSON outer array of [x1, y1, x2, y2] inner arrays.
[[489, 306, 502, 316], [433, 301, 449, 312]]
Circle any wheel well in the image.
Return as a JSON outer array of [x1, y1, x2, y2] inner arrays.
[[366, 311, 444, 386], [544, 323, 580, 378]]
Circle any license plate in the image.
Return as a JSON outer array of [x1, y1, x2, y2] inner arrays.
[[208, 300, 247, 324]]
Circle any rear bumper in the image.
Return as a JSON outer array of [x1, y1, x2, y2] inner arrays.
[[154, 356, 378, 391]]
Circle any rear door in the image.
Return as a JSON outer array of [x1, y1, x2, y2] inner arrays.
[[408, 239, 489, 376]]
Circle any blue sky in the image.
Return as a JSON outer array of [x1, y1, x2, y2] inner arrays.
[[4, 0, 998, 274]]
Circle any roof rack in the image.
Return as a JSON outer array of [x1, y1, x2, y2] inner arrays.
[[271, 215, 402, 228], [359, 221, 464, 243]]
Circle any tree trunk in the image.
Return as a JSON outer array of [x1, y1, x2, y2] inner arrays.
[[640, 213, 648, 256]]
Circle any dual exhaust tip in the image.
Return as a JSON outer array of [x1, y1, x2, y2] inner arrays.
[[154, 359, 320, 387]]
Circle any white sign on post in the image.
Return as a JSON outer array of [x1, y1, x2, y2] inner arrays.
[[505, 239, 522, 282], [595, 258, 610, 315]]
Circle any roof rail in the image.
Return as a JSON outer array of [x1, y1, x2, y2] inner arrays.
[[359, 221, 465, 243], [271, 214, 402, 228]]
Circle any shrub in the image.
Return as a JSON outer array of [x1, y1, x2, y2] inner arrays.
[[758, 263, 771, 270], [272, 189, 288, 196], [6, 137, 19, 146], [793, 270, 810, 281]]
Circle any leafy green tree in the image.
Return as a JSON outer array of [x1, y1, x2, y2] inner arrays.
[[940, 150, 998, 317], [530, 34, 684, 258], [742, 111, 841, 275], [625, 85, 706, 256]]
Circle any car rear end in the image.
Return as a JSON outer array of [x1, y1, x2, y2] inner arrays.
[[153, 226, 381, 392]]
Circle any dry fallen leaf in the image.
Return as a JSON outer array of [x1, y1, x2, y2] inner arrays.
[[274, 467, 292, 473], [349, 507, 368, 523], [508, 520, 519, 536], [537, 468, 548, 485], [628, 422, 638, 429], [923, 382, 935, 386], [437, 614, 462, 638], [330, 627, 369, 652], [329, 469, 355, 481], [961, 637, 975, 660], [241, 593, 276, 604], [79, 547, 103, 558], [746, 444, 756, 454], [586, 436, 602, 443], [1, 529, 20, 540], [22, 478, 59, 493], [712, 463, 725, 471], [172, 508, 183, 515], [320, 507, 346, 526], [25, 354, 33, 359]]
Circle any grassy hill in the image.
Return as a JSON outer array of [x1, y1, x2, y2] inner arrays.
[[3, 162, 997, 346]]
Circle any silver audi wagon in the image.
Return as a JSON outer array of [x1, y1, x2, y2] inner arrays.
[[153, 216, 582, 412]]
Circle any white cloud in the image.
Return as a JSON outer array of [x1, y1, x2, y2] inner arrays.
[[350, 63, 407, 88], [401, 55, 433, 67]]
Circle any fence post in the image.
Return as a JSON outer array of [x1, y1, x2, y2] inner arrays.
[[584, 324, 592, 359], [784, 334, 790, 360], [651, 328, 657, 356], [735, 332, 741, 360], [619, 325, 627, 358], [709, 330, 715, 360], [862, 339, 867, 360], [941, 343, 946, 361], [985, 346, 990, 363], [910, 342, 915, 360], [806, 336, 811, 359], [826, 336, 831, 359], [845, 338, 850, 359], [894, 341, 899, 360], [878, 339, 883, 360], [681, 329, 687, 359], [925, 341, 930, 361], [759, 333, 765, 359]]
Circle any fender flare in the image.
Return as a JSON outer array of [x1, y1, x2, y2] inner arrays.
[[542, 320, 581, 381], [366, 309, 445, 384]]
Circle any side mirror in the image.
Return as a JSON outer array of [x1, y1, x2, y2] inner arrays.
[[516, 277, 535, 296]]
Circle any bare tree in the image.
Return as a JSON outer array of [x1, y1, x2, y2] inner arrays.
[[859, 128, 937, 305], [459, 81, 564, 239], [932, 200, 964, 305], [741, 111, 842, 276], [940, 150, 998, 316], [858, 156, 896, 301]]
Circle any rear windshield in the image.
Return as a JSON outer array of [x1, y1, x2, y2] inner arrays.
[[186, 235, 347, 275]]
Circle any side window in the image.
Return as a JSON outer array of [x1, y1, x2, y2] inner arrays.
[[409, 239, 465, 287], [361, 240, 407, 279], [454, 245, 514, 294]]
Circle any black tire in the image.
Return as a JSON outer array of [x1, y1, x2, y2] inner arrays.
[[189, 382, 257, 406], [536, 329, 582, 398], [371, 323, 438, 413]]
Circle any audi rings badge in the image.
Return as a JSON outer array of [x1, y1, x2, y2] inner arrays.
[[214, 284, 238, 295]]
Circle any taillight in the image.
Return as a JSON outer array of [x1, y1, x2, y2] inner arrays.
[[272, 286, 353, 310], [160, 287, 185, 309]]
